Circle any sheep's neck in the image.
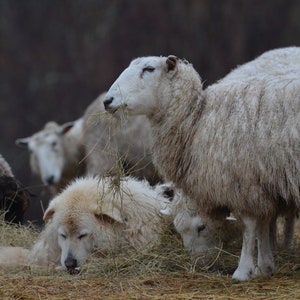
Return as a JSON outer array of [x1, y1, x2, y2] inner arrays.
[[151, 91, 206, 185]]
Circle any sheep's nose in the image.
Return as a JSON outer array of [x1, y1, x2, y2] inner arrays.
[[103, 97, 113, 110], [46, 175, 54, 185]]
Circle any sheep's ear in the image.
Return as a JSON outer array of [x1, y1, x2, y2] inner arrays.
[[95, 212, 124, 225], [60, 122, 74, 135], [166, 55, 178, 74], [15, 138, 30, 148], [43, 208, 55, 222]]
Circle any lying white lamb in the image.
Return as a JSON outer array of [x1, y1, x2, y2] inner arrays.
[[103, 47, 300, 280], [0, 176, 166, 273]]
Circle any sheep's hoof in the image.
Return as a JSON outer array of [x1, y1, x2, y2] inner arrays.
[[232, 267, 255, 281]]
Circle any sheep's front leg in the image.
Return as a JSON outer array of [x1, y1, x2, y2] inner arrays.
[[257, 219, 274, 277], [232, 216, 257, 281]]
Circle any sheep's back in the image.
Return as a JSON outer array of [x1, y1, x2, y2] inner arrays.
[[187, 70, 300, 215]]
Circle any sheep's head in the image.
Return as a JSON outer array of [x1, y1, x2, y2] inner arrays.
[[104, 55, 181, 116], [15, 121, 74, 187]]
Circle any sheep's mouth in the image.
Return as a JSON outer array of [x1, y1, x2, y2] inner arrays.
[[105, 103, 128, 115]]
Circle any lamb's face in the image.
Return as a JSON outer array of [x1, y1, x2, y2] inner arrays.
[[174, 212, 213, 253], [104, 56, 179, 116], [45, 206, 121, 274]]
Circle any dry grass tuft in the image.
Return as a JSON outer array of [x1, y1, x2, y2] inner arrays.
[[0, 212, 38, 248], [0, 212, 299, 299]]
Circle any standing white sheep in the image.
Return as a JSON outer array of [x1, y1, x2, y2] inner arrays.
[[16, 119, 85, 195], [103, 47, 300, 281]]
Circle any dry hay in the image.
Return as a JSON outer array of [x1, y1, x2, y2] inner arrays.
[[0, 212, 38, 248], [0, 212, 299, 299]]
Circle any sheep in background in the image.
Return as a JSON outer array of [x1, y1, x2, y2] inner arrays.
[[16, 94, 160, 195], [16, 119, 85, 195], [103, 47, 300, 281], [0, 154, 30, 223]]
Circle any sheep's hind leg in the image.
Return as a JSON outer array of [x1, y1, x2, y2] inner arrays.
[[232, 216, 257, 281], [257, 219, 274, 277]]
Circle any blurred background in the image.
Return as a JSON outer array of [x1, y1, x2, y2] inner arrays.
[[1, 0, 300, 224]]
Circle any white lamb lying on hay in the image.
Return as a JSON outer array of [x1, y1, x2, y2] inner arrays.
[[16, 93, 160, 195], [0, 176, 166, 274], [103, 47, 300, 281]]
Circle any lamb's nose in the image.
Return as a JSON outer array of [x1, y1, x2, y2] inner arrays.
[[103, 97, 113, 110], [65, 257, 78, 269]]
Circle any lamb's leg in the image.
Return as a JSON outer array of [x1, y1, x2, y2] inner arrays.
[[256, 219, 274, 277], [232, 216, 257, 281]]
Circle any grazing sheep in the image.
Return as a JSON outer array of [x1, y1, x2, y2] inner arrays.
[[83, 93, 160, 185], [16, 119, 85, 195], [103, 47, 300, 281], [0, 176, 166, 273], [158, 183, 241, 254], [0, 154, 30, 223]]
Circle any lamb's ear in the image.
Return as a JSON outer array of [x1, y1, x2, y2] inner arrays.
[[15, 137, 30, 148], [43, 208, 55, 222], [95, 212, 124, 225], [166, 55, 178, 74], [60, 121, 75, 135]]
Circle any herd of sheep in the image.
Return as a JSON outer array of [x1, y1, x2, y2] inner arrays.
[[0, 46, 299, 281]]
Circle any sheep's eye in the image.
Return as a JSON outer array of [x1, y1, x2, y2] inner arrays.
[[52, 141, 57, 147], [142, 66, 155, 73], [197, 224, 206, 234], [78, 233, 88, 240]]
